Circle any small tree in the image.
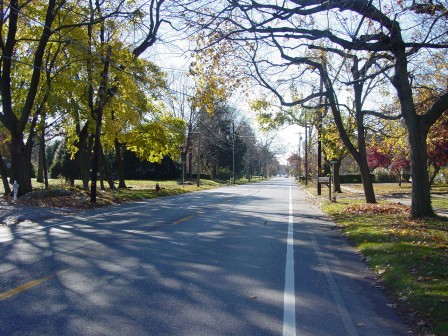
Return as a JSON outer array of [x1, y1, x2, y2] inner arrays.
[[367, 146, 391, 171], [392, 157, 411, 185]]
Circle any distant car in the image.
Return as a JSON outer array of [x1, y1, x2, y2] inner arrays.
[[284, 175, 289, 178]]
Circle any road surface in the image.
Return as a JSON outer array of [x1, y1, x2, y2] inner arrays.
[[0, 178, 409, 335]]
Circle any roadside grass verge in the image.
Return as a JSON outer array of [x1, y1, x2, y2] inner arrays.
[[304, 182, 448, 336], [0, 179, 225, 207], [94, 179, 224, 205], [1, 177, 266, 207], [85, 177, 266, 205], [341, 182, 448, 196]]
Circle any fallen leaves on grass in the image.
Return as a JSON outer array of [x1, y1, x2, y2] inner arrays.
[[17, 188, 95, 209], [343, 202, 410, 215]]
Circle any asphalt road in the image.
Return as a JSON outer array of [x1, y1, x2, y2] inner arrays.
[[0, 178, 410, 335]]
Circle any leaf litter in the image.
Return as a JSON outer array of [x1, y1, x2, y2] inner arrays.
[[343, 202, 409, 215]]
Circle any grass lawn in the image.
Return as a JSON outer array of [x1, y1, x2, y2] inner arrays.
[[340, 182, 448, 195], [92, 179, 224, 205], [0, 179, 222, 208], [304, 181, 448, 336]]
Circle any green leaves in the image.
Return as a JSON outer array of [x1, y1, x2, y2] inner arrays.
[[126, 116, 186, 163]]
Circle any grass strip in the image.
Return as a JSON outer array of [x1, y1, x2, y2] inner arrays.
[[1, 178, 265, 207]]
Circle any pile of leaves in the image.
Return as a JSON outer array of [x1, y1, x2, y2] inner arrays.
[[343, 202, 410, 214], [17, 188, 93, 209]]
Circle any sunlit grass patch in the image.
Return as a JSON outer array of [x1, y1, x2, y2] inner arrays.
[[93, 179, 223, 205], [433, 197, 448, 209]]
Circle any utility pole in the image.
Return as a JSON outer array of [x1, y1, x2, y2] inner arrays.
[[304, 122, 308, 185], [196, 122, 201, 187], [248, 149, 252, 182], [232, 121, 235, 184], [317, 123, 322, 195], [298, 133, 302, 178], [317, 79, 325, 195]]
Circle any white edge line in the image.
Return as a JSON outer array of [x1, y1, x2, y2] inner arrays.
[[283, 184, 296, 336]]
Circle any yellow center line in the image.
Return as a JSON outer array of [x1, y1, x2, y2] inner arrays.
[[173, 215, 194, 225], [0, 269, 69, 301]]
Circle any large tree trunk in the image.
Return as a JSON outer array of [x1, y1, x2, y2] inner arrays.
[[99, 174, 105, 190], [10, 134, 33, 196], [80, 149, 91, 190], [0, 151, 11, 195], [4, 92, 38, 198], [391, 36, 435, 217], [359, 158, 376, 202], [37, 136, 44, 183], [36, 129, 48, 188], [100, 144, 114, 190], [114, 139, 127, 188], [76, 127, 91, 190], [408, 125, 434, 217], [91, 120, 102, 201], [333, 160, 342, 193], [357, 122, 376, 203]]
